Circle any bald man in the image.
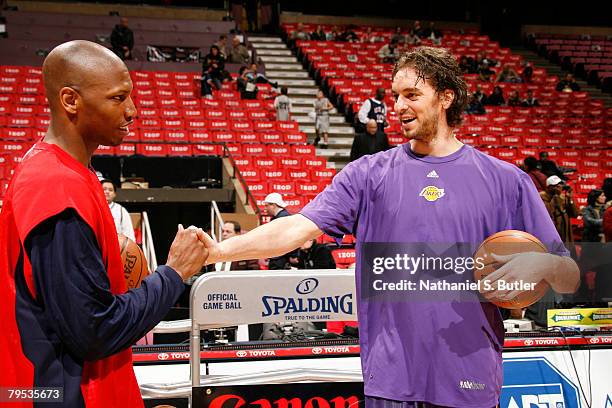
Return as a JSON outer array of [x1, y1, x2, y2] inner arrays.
[[0, 40, 208, 407], [111, 17, 134, 60], [349, 118, 391, 162]]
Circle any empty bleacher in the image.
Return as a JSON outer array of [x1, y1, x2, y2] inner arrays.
[[529, 33, 612, 93], [283, 23, 611, 235]]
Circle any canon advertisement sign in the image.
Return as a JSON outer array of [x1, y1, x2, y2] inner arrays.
[[194, 383, 363, 408]]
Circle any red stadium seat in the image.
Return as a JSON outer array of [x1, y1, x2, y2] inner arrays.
[[213, 131, 236, 143], [137, 143, 168, 157], [302, 157, 327, 169], [287, 169, 311, 181], [190, 130, 213, 143], [284, 132, 307, 144], [291, 145, 316, 157], [164, 130, 189, 143], [116, 144, 136, 156], [268, 181, 295, 195], [193, 144, 221, 156], [267, 145, 290, 156], [245, 181, 268, 197], [237, 132, 260, 143], [262, 168, 288, 181], [280, 157, 302, 169], [186, 119, 209, 130], [95, 145, 116, 156], [254, 157, 278, 170], [260, 133, 283, 143], [331, 248, 356, 268], [242, 144, 267, 156], [167, 144, 193, 157], [141, 130, 164, 142], [241, 168, 261, 182]]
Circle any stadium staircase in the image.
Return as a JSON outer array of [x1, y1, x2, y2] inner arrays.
[[250, 35, 356, 170]]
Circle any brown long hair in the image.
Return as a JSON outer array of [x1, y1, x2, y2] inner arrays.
[[392, 46, 468, 127]]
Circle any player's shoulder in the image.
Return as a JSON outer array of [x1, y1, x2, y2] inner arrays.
[[468, 145, 528, 182], [15, 144, 90, 191]]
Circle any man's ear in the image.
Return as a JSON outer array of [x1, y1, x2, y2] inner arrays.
[[440, 89, 455, 109], [59, 87, 79, 115]]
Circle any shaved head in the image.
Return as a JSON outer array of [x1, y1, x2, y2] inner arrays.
[[41, 40, 136, 156], [366, 119, 378, 135], [43, 40, 127, 111]]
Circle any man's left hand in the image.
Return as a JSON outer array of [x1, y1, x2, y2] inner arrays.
[[479, 252, 555, 302]]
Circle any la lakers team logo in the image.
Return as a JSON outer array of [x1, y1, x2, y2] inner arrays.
[[419, 185, 445, 202]]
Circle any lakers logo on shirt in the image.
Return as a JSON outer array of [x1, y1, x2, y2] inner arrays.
[[419, 186, 445, 202]]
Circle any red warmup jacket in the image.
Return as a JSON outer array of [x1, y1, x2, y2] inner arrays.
[[0, 142, 143, 407]]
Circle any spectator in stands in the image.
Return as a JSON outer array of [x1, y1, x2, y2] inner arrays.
[[459, 56, 473, 74], [603, 205, 612, 242], [507, 90, 521, 107], [229, 36, 250, 64], [263, 193, 297, 270], [214, 35, 228, 58], [526, 175, 578, 324], [556, 73, 580, 92], [222, 221, 260, 270], [391, 27, 406, 44], [110, 17, 134, 60], [237, 66, 258, 99], [582, 189, 606, 242], [540, 176, 578, 243], [289, 239, 336, 270], [378, 40, 399, 63], [350, 119, 390, 162], [201, 45, 226, 97], [521, 90, 540, 107], [476, 51, 497, 81], [338, 25, 359, 42], [405, 29, 421, 45], [273, 87, 292, 121], [495, 64, 521, 83], [520, 62, 534, 83], [313, 89, 334, 147], [326, 26, 340, 41], [472, 84, 487, 104], [362, 27, 385, 43], [310, 25, 327, 41], [476, 51, 498, 69], [357, 87, 388, 132], [603, 178, 612, 209], [539, 151, 566, 180], [465, 91, 486, 115], [290, 23, 310, 41], [248, 62, 278, 88], [244, 0, 259, 32], [523, 156, 547, 192], [102, 179, 135, 241], [485, 86, 505, 106], [412, 20, 424, 38], [423, 22, 442, 45], [581, 187, 610, 305]]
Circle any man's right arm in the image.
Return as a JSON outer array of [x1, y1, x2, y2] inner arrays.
[[26, 209, 206, 361], [357, 100, 370, 124], [206, 214, 322, 265]]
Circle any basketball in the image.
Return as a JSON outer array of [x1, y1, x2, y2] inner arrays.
[[118, 234, 149, 290], [473, 230, 549, 309]]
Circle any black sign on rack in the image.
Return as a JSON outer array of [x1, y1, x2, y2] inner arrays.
[[194, 382, 364, 408]]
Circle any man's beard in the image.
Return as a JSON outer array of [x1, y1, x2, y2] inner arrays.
[[403, 111, 439, 143]]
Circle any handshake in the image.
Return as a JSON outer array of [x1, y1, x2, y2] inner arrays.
[[165, 224, 218, 281]]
